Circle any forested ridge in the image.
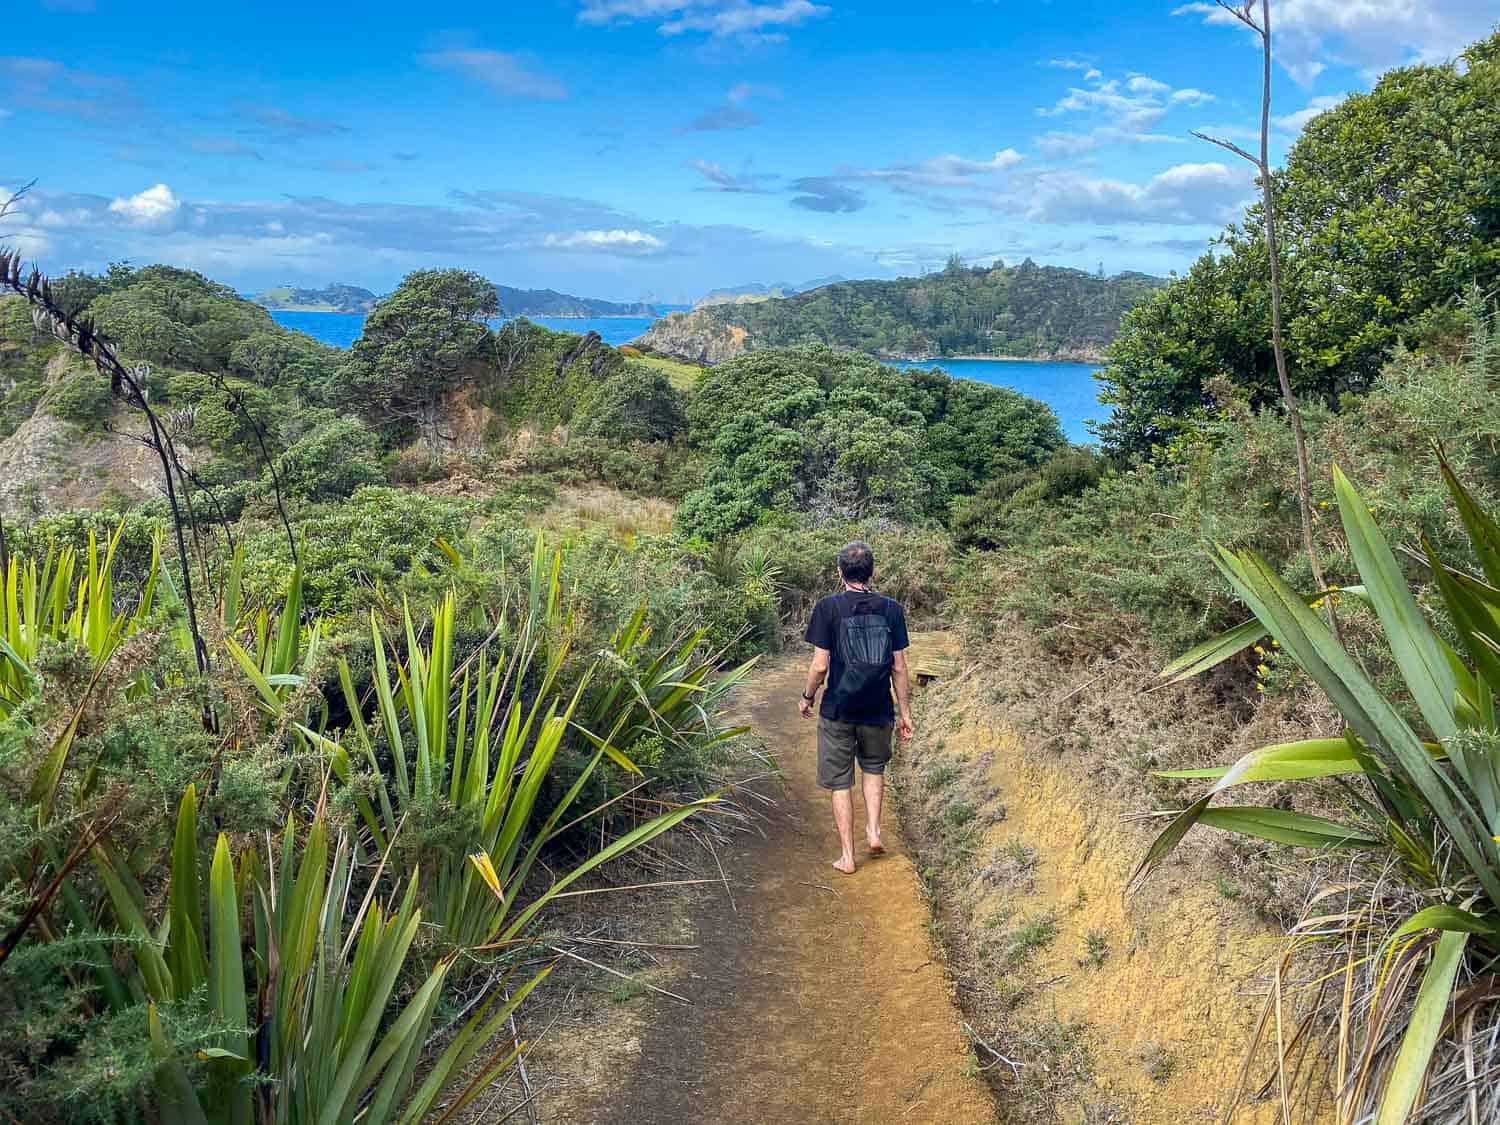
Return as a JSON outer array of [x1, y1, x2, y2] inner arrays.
[[637, 258, 1163, 363]]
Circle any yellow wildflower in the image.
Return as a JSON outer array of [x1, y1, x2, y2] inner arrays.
[[1257, 664, 1270, 677]]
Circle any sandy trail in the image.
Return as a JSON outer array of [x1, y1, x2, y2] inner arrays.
[[600, 653, 994, 1125]]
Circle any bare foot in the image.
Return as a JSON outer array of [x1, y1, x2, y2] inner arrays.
[[832, 856, 856, 875], [867, 838, 885, 856]]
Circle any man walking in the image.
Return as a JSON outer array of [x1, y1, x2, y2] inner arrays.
[[798, 541, 914, 874]]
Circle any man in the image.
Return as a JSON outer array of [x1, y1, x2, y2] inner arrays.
[[798, 540, 914, 874]]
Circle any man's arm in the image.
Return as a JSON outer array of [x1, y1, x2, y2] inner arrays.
[[891, 649, 914, 740], [799, 647, 830, 718]]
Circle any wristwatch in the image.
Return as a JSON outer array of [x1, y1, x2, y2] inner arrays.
[[801, 690, 816, 702]]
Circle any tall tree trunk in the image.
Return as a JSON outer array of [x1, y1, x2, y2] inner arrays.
[[1256, 0, 1340, 642]]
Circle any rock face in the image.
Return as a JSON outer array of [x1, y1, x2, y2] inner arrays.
[[632, 311, 749, 365], [0, 405, 164, 516]]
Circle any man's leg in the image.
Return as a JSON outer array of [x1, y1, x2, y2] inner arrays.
[[855, 723, 893, 854], [831, 788, 856, 874], [862, 770, 885, 853], [817, 717, 858, 874]]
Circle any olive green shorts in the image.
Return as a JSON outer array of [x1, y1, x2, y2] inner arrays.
[[816, 716, 894, 790]]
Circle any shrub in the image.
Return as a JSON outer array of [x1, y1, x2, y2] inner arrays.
[[44, 370, 113, 430], [572, 363, 686, 443], [272, 415, 385, 501]]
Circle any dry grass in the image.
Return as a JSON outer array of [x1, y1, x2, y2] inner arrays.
[[891, 624, 1322, 1123], [625, 355, 706, 392], [524, 483, 675, 543]]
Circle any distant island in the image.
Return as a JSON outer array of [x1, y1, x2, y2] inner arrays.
[[251, 283, 379, 314], [694, 276, 846, 309], [252, 282, 658, 319], [494, 285, 657, 319], [636, 259, 1164, 365]]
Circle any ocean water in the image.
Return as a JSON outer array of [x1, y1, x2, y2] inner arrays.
[[269, 311, 1105, 443], [269, 310, 659, 350], [887, 358, 1103, 444]]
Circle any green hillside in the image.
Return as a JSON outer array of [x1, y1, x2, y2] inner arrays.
[[639, 259, 1163, 363]]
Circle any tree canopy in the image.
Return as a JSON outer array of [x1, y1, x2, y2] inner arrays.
[[332, 269, 498, 440], [1097, 32, 1500, 455], [675, 345, 1063, 539]]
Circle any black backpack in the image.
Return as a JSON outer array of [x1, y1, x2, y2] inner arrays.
[[834, 596, 894, 699]]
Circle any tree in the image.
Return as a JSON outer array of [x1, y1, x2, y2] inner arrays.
[[1189, 0, 1340, 619], [1099, 30, 1500, 457], [572, 363, 686, 443], [332, 269, 498, 445], [228, 329, 340, 402]]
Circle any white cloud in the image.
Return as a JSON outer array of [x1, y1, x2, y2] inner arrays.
[[1174, 0, 1494, 84], [1170, 88, 1215, 106], [1273, 93, 1345, 132], [418, 49, 567, 100], [543, 228, 667, 252], [684, 82, 776, 130], [1022, 161, 1253, 226], [1035, 65, 1222, 154], [577, 0, 829, 41], [108, 184, 180, 226], [688, 158, 775, 192], [864, 149, 1024, 190]]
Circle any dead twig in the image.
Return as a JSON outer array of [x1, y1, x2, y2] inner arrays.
[[546, 944, 690, 1005], [963, 1021, 1022, 1077]]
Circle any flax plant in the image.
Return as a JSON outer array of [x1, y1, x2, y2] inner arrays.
[[96, 785, 533, 1124], [306, 563, 718, 948], [0, 523, 160, 718], [1134, 455, 1500, 1122]]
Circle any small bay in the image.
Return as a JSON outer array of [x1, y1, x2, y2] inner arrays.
[[270, 311, 1105, 443]]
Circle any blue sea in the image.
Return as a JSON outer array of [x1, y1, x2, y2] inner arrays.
[[886, 358, 1102, 444], [269, 310, 661, 350], [270, 310, 1104, 443]]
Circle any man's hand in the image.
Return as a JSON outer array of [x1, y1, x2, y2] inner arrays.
[[897, 713, 915, 741], [799, 695, 815, 719]]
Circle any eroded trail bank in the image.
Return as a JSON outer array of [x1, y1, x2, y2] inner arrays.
[[591, 654, 995, 1125]]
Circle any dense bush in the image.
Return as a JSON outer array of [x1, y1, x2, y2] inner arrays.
[[687, 256, 1162, 358], [43, 370, 112, 430], [676, 345, 1063, 539], [955, 324, 1500, 657], [950, 446, 1105, 550], [271, 415, 385, 501], [517, 437, 702, 499], [84, 265, 276, 372]]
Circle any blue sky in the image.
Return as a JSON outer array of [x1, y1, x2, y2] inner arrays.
[[1, 0, 1492, 302]]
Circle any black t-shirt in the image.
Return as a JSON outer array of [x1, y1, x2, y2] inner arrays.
[[804, 590, 910, 724]]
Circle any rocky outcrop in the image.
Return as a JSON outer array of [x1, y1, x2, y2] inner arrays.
[[0, 404, 164, 516], [631, 311, 749, 365]]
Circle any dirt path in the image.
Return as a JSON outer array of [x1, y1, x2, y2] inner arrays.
[[598, 653, 995, 1125]]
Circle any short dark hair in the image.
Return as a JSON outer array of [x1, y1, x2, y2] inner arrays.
[[837, 540, 875, 583]]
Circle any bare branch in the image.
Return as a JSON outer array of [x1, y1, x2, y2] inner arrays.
[[0, 180, 36, 224], [1190, 130, 1261, 168], [1212, 0, 1263, 34]]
